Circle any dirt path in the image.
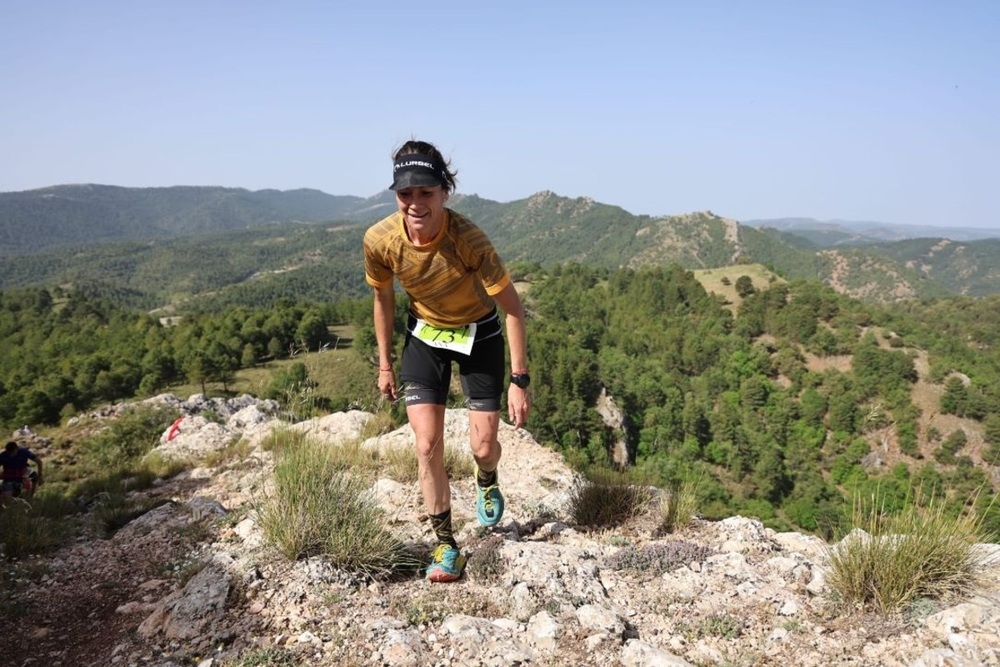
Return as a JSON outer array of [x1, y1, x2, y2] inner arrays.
[[1, 482, 212, 666]]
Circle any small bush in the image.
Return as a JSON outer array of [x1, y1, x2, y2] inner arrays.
[[826, 490, 996, 614], [360, 409, 397, 440], [467, 535, 506, 581], [266, 363, 333, 422], [674, 612, 744, 640], [390, 587, 504, 627], [68, 463, 167, 503], [138, 452, 191, 480], [606, 540, 717, 576], [569, 470, 653, 528], [225, 647, 301, 667], [332, 438, 386, 474], [257, 438, 419, 578]]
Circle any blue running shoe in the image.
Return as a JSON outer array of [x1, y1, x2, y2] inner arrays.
[[476, 484, 505, 527], [426, 543, 466, 583]]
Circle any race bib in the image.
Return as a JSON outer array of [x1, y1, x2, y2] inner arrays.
[[412, 318, 477, 355]]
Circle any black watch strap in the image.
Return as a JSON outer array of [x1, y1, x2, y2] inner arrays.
[[510, 372, 530, 389]]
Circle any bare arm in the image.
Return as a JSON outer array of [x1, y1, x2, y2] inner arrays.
[[27, 451, 42, 484], [373, 283, 397, 400], [493, 282, 531, 428]]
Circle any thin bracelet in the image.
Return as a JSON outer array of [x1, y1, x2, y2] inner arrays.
[[379, 367, 393, 372]]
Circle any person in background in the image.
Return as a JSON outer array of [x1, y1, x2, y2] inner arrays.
[[363, 139, 531, 582], [1, 440, 43, 501]]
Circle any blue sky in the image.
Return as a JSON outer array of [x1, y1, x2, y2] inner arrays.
[[2, 1, 997, 227]]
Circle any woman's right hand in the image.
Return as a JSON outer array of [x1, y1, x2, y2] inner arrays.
[[378, 367, 397, 402]]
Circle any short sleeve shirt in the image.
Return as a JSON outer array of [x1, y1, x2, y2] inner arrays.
[[0, 448, 37, 479], [363, 209, 510, 328]]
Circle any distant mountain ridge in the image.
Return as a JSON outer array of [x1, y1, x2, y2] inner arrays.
[[3, 184, 1000, 304], [0, 184, 399, 255], [745, 217, 1000, 245]]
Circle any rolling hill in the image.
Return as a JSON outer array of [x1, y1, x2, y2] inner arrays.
[[3, 184, 1000, 306]]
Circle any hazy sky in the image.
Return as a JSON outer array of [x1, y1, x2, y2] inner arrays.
[[2, 1, 997, 227]]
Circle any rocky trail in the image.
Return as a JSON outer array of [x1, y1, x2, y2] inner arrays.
[[3, 394, 1000, 667]]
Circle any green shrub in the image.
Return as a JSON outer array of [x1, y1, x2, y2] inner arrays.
[[677, 612, 744, 640], [265, 362, 331, 421], [83, 404, 178, 470], [260, 427, 309, 454]]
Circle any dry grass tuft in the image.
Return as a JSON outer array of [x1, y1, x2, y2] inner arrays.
[[826, 489, 997, 614], [257, 436, 420, 579], [569, 469, 654, 529]]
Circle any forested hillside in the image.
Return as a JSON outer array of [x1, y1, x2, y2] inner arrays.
[[0, 184, 396, 255], [4, 186, 1000, 304], [6, 260, 999, 538], [863, 237, 1000, 297], [485, 265, 1000, 535], [0, 222, 369, 311]]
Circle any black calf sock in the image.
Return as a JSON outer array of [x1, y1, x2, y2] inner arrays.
[[429, 509, 458, 548], [477, 467, 498, 488]]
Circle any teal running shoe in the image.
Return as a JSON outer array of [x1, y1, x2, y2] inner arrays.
[[476, 484, 505, 527], [426, 543, 466, 583]]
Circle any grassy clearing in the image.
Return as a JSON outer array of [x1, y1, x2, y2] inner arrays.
[[256, 433, 420, 578], [166, 335, 384, 420], [692, 263, 783, 312], [826, 490, 997, 614]]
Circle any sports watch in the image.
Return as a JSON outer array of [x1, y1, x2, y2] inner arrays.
[[509, 371, 531, 389]]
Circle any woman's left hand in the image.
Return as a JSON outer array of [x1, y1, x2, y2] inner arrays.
[[508, 385, 531, 429]]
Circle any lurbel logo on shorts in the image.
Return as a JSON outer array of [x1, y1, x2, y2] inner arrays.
[[405, 394, 421, 402]]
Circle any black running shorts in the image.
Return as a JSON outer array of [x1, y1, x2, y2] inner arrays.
[[401, 310, 505, 411]]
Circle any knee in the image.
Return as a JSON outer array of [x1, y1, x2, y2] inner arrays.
[[470, 437, 501, 462], [414, 438, 441, 462]]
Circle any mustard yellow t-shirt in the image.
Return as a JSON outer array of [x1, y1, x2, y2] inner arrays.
[[363, 209, 511, 328]]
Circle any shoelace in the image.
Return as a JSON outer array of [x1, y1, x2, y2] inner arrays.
[[481, 485, 498, 512], [431, 543, 452, 563]]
